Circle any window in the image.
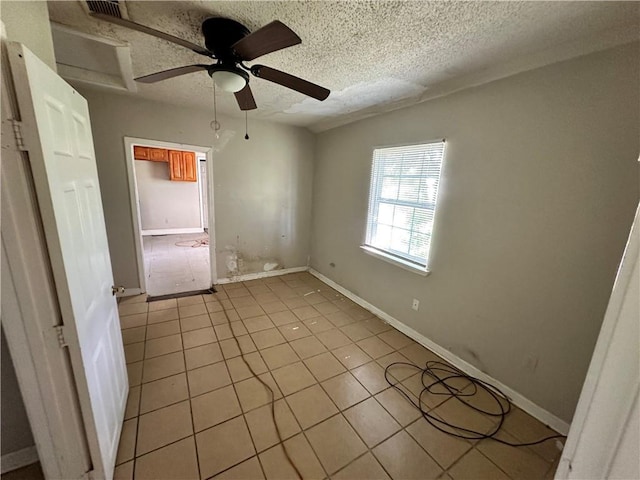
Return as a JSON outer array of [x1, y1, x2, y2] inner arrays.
[[363, 141, 445, 273]]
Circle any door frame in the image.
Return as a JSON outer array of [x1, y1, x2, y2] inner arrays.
[[197, 153, 207, 230], [123, 136, 217, 292]]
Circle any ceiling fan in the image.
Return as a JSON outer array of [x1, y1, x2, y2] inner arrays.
[[90, 13, 330, 111]]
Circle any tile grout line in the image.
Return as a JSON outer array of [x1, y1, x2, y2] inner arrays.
[[230, 281, 373, 478], [123, 288, 404, 415], [123, 364, 547, 480], [214, 293, 277, 480], [238, 286, 327, 480], [126, 326, 403, 417], [177, 305, 203, 480], [224, 278, 449, 477], [272, 280, 394, 477], [129, 308, 148, 479], [118, 274, 558, 479]]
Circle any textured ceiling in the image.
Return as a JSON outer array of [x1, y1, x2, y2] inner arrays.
[[47, 1, 639, 132]]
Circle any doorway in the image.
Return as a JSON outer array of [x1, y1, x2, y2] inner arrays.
[[124, 137, 216, 296]]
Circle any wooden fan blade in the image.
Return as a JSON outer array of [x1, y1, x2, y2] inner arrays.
[[251, 65, 329, 101], [234, 85, 257, 111], [231, 21, 301, 61], [135, 65, 209, 83], [90, 13, 211, 57]]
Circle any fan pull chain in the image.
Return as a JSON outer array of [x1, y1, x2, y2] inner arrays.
[[211, 82, 221, 139], [245, 111, 250, 140]]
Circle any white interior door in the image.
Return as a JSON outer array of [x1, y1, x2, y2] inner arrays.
[[8, 43, 127, 479]]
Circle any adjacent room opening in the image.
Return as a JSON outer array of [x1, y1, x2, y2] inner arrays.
[[125, 137, 215, 296]]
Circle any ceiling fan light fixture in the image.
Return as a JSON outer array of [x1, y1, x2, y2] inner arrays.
[[209, 66, 248, 93]]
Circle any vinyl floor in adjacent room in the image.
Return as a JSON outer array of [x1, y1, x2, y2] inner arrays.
[[116, 272, 562, 479], [142, 233, 211, 297]]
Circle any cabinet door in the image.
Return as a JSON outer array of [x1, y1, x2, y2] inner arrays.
[[168, 150, 183, 180], [149, 148, 168, 162], [133, 145, 149, 160], [182, 151, 197, 182]]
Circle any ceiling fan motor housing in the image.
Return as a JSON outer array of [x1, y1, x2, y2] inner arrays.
[[201, 17, 250, 61]]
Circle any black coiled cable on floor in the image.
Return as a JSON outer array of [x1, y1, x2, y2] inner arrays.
[[384, 360, 566, 447]]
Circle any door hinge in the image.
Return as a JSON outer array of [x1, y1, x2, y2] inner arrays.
[[54, 325, 68, 348], [11, 119, 27, 151]]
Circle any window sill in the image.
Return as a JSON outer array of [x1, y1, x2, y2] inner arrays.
[[360, 246, 431, 276]]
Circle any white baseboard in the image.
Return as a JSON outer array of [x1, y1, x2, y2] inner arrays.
[[141, 227, 204, 236], [216, 266, 309, 284], [309, 268, 571, 435], [116, 287, 144, 298], [1, 446, 38, 474]]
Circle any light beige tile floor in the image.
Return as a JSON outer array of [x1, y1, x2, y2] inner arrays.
[[116, 272, 563, 480]]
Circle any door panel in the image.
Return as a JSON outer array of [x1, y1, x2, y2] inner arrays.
[[169, 149, 183, 180], [9, 43, 127, 479], [182, 151, 197, 182]]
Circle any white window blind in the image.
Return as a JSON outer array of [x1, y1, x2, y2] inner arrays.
[[364, 141, 445, 269]]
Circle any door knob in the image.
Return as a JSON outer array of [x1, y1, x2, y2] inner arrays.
[[111, 285, 125, 296]]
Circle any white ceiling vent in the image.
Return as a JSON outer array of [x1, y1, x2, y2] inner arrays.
[[84, 0, 129, 20]]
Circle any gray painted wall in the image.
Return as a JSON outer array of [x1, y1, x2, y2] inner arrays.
[[0, 1, 56, 71], [77, 87, 316, 286], [1, 330, 35, 456], [310, 42, 640, 423], [0, 0, 54, 461], [135, 159, 202, 231]]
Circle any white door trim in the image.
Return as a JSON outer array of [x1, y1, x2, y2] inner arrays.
[[206, 149, 217, 284], [0, 32, 91, 479], [197, 153, 206, 231], [123, 136, 217, 292]]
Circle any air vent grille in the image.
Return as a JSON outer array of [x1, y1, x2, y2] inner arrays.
[[86, 1, 122, 19]]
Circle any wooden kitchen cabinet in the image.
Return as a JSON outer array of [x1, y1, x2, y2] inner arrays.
[[182, 151, 197, 181], [148, 148, 169, 162], [136, 145, 196, 181], [134, 146, 169, 162], [168, 150, 183, 180], [133, 145, 149, 160], [168, 150, 197, 182]]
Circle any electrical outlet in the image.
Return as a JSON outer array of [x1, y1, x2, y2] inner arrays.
[[412, 299, 419, 311]]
